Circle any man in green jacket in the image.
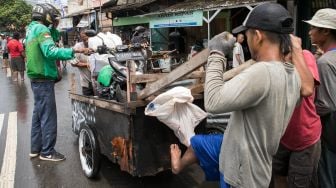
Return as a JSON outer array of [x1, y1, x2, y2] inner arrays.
[[26, 3, 90, 162]]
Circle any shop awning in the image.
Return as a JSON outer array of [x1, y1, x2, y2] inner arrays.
[[102, 0, 156, 12], [142, 0, 275, 16], [63, 8, 94, 18]]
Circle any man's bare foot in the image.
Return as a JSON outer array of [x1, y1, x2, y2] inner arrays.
[[170, 144, 182, 174]]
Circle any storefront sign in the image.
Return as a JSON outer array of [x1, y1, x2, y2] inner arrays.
[[112, 16, 150, 27], [150, 11, 203, 28], [77, 13, 95, 28], [58, 18, 73, 30]]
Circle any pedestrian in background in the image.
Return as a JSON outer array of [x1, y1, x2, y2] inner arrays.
[[232, 33, 245, 68], [7, 32, 25, 81], [26, 3, 91, 162], [1, 34, 9, 69], [304, 8, 336, 188]]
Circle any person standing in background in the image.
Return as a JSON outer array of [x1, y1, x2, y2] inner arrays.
[[7, 32, 26, 81], [1, 34, 9, 68], [232, 33, 245, 68]]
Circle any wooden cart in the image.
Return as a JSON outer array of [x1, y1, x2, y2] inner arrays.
[[70, 50, 209, 178]]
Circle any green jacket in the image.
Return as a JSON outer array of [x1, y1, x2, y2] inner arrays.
[[49, 27, 60, 42], [26, 21, 74, 80]]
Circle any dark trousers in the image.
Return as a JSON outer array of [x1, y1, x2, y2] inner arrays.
[[318, 143, 336, 188], [30, 81, 57, 156], [271, 141, 321, 188]]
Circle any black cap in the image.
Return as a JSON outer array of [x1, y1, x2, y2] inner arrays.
[[232, 3, 293, 34]]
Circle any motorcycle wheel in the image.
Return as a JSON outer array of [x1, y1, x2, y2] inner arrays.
[[78, 124, 101, 178]]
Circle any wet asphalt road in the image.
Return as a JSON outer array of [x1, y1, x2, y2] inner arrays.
[[0, 62, 218, 188]]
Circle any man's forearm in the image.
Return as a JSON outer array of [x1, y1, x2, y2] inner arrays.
[[290, 35, 314, 97], [205, 54, 227, 113], [292, 49, 314, 97], [76, 61, 89, 67]]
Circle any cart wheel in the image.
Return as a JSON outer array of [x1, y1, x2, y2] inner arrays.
[[79, 125, 101, 178]]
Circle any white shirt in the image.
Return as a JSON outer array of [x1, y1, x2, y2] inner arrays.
[[232, 42, 245, 68]]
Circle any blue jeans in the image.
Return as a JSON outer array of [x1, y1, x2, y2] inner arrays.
[[30, 81, 57, 156]]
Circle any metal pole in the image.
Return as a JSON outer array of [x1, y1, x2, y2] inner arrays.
[[100, 0, 103, 31], [207, 11, 210, 41]]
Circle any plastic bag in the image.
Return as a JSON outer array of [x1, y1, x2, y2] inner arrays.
[[145, 87, 207, 146]]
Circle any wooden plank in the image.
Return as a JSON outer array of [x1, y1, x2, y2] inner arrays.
[[223, 59, 256, 81], [130, 71, 205, 84], [130, 73, 167, 84], [126, 60, 137, 102], [138, 49, 209, 99], [69, 93, 131, 115]]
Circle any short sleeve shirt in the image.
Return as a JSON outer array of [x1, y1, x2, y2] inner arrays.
[[232, 42, 245, 68], [7, 39, 24, 58], [280, 50, 321, 151]]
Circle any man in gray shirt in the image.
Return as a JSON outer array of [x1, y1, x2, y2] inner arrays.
[[170, 3, 314, 188], [71, 31, 94, 96], [304, 8, 336, 188]]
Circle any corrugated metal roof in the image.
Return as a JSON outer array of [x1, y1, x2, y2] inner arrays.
[[144, 0, 275, 15], [64, 8, 95, 18], [103, 0, 156, 12]]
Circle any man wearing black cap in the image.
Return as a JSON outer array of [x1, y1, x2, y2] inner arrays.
[[170, 2, 314, 188]]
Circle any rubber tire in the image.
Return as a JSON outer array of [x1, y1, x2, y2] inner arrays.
[[78, 124, 101, 178]]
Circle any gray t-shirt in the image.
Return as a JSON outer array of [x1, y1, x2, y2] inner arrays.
[[205, 55, 301, 188], [315, 50, 336, 152], [315, 51, 336, 115]]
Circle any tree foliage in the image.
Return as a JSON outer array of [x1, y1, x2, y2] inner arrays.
[[0, 0, 32, 32]]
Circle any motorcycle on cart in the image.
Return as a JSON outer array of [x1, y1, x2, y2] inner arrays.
[[70, 30, 209, 178]]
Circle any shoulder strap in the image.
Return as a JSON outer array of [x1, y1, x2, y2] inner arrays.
[[96, 35, 105, 46]]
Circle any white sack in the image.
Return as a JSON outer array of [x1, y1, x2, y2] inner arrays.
[[145, 87, 207, 146]]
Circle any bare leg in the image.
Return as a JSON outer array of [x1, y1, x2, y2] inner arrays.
[[2, 59, 8, 68], [170, 144, 198, 174], [20, 71, 24, 80], [12, 71, 18, 82]]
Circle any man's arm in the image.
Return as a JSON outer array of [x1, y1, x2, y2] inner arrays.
[[290, 35, 314, 97], [38, 30, 91, 61], [205, 54, 269, 113]]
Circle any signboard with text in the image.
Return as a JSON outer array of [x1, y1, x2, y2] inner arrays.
[[150, 11, 203, 28]]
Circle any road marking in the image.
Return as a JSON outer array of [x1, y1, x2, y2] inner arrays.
[[6, 68, 11, 77], [0, 112, 17, 188], [0, 114, 4, 136]]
